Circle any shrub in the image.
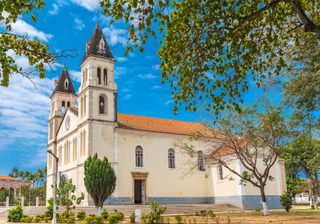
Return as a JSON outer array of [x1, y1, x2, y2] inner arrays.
[[141, 202, 166, 224], [77, 210, 86, 220], [175, 215, 182, 224], [44, 198, 54, 219], [130, 213, 135, 223], [207, 210, 216, 218], [85, 215, 105, 224], [20, 216, 33, 223], [58, 211, 75, 223], [101, 208, 108, 219], [107, 213, 124, 224], [7, 205, 24, 222], [280, 192, 292, 212], [33, 215, 43, 223]]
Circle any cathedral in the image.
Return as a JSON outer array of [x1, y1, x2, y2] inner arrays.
[[46, 24, 286, 209]]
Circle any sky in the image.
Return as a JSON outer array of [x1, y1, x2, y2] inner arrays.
[[0, 0, 267, 175]]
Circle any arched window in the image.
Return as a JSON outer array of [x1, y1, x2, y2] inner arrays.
[[65, 80, 69, 90], [135, 146, 143, 167], [99, 95, 107, 114], [99, 39, 105, 54], [67, 102, 70, 107], [103, 69, 107, 86], [197, 151, 205, 171], [62, 101, 66, 114], [168, 148, 175, 168], [97, 68, 101, 85]]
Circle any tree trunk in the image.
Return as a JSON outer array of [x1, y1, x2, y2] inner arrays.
[[260, 187, 269, 215], [97, 206, 102, 216]]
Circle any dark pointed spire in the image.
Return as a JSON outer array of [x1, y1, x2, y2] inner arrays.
[[51, 66, 76, 97], [81, 23, 114, 64]]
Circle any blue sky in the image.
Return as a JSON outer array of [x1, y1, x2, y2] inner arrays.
[[0, 0, 267, 175]]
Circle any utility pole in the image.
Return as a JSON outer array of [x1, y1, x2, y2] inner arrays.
[[47, 150, 59, 224]]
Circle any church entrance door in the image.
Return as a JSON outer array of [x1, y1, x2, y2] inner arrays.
[[134, 180, 142, 204]]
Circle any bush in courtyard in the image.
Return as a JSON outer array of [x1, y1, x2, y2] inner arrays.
[[107, 213, 124, 224], [175, 215, 183, 224], [58, 211, 75, 223], [77, 210, 86, 220], [141, 202, 166, 224], [33, 215, 43, 223], [85, 215, 104, 224], [101, 208, 108, 219], [130, 213, 135, 223], [20, 216, 34, 223], [280, 192, 292, 212], [44, 198, 54, 219], [7, 205, 24, 222]]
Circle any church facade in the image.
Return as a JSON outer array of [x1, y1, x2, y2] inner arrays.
[[46, 24, 286, 210]]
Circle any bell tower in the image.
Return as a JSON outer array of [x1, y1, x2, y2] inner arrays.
[[78, 23, 117, 124], [48, 66, 77, 143]]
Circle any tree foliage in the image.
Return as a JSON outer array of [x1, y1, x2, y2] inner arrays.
[[101, 0, 320, 114], [84, 153, 116, 210], [178, 101, 288, 215], [57, 175, 84, 216], [0, 0, 55, 87]]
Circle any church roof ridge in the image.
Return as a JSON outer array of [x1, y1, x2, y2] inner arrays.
[[81, 23, 114, 64], [117, 113, 222, 138], [51, 67, 76, 97]]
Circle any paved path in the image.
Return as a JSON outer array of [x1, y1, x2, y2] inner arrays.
[[0, 203, 240, 221]]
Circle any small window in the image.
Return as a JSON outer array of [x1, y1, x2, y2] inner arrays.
[[218, 164, 223, 180], [135, 146, 143, 167], [97, 68, 101, 85], [98, 39, 106, 54], [67, 102, 70, 107], [62, 101, 66, 114], [65, 80, 69, 89], [197, 151, 205, 171], [99, 95, 107, 114], [103, 69, 107, 86], [168, 148, 175, 169]]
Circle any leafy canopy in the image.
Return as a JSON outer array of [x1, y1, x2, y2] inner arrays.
[[84, 153, 116, 208], [0, 0, 54, 87], [101, 0, 320, 114]]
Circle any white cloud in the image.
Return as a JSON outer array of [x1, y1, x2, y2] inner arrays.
[[0, 52, 54, 168], [69, 70, 82, 83], [102, 27, 127, 46], [116, 57, 128, 62], [165, 100, 173, 105], [138, 73, 157, 79], [151, 85, 161, 90], [49, 3, 60, 15], [152, 64, 160, 70], [74, 18, 85, 31], [115, 66, 127, 79], [10, 20, 53, 42], [71, 0, 100, 11]]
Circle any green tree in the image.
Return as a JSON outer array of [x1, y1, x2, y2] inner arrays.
[[0, 0, 55, 87], [56, 175, 84, 216], [84, 153, 116, 215], [0, 188, 9, 205], [101, 0, 319, 114], [178, 101, 289, 215]]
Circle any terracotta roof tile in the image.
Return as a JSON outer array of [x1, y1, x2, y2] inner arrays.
[[117, 113, 220, 137], [0, 175, 17, 181]]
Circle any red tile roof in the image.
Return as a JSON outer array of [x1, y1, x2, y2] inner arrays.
[[0, 175, 17, 181], [117, 113, 220, 137], [65, 106, 221, 137]]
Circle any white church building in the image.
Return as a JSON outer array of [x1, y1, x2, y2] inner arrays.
[[46, 24, 286, 209]]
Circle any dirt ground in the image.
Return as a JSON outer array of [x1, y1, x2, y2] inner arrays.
[[157, 207, 320, 224]]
